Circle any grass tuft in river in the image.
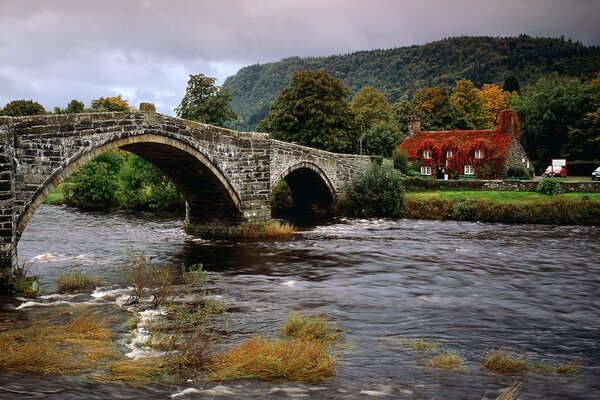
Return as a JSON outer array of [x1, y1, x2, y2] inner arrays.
[[207, 336, 336, 382], [482, 381, 524, 400], [57, 271, 106, 292], [281, 313, 341, 344], [241, 221, 295, 238], [0, 307, 118, 375], [481, 347, 529, 374], [429, 351, 466, 371]]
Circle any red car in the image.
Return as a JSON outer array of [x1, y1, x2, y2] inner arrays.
[[543, 166, 567, 178]]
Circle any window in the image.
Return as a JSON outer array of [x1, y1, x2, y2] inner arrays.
[[446, 150, 453, 158], [421, 166, 432, 175], [464, 165, 474, 175], [422, 150, 431, 159], [474, 149, 483, 159]]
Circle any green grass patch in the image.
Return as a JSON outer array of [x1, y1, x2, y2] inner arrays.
[[57, 271, 106, 293], [44, 182, 76, 205], [406, 190, 600, 204], [281, 314, 341, 344]]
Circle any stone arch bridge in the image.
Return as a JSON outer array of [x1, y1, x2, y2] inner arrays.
[[0, 107, 370, 272]]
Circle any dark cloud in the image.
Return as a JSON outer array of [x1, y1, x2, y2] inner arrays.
[[1, 0, 598, 115]]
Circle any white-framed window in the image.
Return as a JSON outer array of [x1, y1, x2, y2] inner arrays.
[[464, 165, 474, 175], [422, 150, 431, 159], [421, 166, 432, 175], [446, 150, 453, 159], [474, 149, 483, 159]]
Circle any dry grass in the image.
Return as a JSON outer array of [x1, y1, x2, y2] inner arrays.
[[241, 221, 295, 238], [384, 337, 440, 353], [57, 271, 106, 292], [281, 314, 340, 344], [482, 382, 524, 400], [482, 348, 528, 374], [430, 351, 465, 371], [207, 336, 335, 382], [0, 309, 117, 375]]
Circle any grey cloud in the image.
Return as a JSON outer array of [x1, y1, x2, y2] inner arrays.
[[1, 0, 598, 115]]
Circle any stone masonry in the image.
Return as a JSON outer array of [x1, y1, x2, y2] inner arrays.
[[0, 108, 370, 273]]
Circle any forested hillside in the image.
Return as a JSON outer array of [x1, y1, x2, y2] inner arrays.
[[222, 36, 600, 131]]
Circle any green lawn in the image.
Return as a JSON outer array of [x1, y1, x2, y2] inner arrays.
[[405, 190, 600, 204], [44, 182, 76, 205]]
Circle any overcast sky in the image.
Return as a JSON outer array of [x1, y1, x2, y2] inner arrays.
[[1, 0, 599, 115]]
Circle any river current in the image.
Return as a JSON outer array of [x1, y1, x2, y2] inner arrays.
[[1, 204, 599, 399]]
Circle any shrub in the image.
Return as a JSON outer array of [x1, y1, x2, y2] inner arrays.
[[536, 178, 561, 195], [392, 148, 409, 173], [270, 180, 294, 216], [506, 165, 533, 180], [346, 163, 405, 218], [66, 161, 117, 209]]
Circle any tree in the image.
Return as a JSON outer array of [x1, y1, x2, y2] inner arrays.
[[449, 79, 487, 129], [346, 163, 405, 218], [513, 74, 593, 162], [502, 75, 520, 93], [0, 99, 46, 116], [175, 74, 236, 126], [410, 87, 455, 130], [350, 87, 391, 154], [366, 123, 406, 157], [54, 99, 85, 114], [90, 96, 132, 112], [478, 84, 511, 128], [258, 69, 358, 153]]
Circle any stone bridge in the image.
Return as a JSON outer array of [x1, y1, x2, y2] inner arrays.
[[0, 106, 371, 273]]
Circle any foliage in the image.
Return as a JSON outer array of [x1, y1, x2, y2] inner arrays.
[[0, 99, 46, 116], [66, 161, 118, 210], [536, 177, 562, 195], [505, 165, 532, 180], [175, 74, 237, 126], [479, 84, 512, 128], [512, 73, 594, 162], [54, 99, 85, 114], [350, 86, 391, 153], [90, 95, 132, 112], [450, 79, 488, 129], [11, 262, 41, 297], [258, 69, 358, 153], [366, 122, 406, 157], [270, 180, 294, 216], [223, 36, 600, 131], [392, 148, 409, 173], [346, 163, 405, 218], [502, 75, 521, 93], [116, 154, 184, 211]]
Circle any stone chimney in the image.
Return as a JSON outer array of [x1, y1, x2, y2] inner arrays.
[[497, 110, 520, 139], [408, 116, 421, 135]]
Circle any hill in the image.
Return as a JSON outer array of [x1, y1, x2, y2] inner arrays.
[[222, 36, 600, 131]]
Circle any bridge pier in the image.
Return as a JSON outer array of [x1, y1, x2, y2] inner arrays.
[[0, 128, 17, 292]]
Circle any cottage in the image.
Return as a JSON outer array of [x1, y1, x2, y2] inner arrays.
[[398, 110, 531, 179]]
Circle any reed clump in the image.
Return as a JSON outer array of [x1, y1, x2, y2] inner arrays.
[[241, 221, 295, 238], [207, 336, 335, 382], [281, 313, 340, 344], [57, 271, 106, 292], [482, 381, 524, 400], [430, 351, 465, 371]]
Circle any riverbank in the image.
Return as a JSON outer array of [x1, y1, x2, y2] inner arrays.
[[404, 191, 600, 225]]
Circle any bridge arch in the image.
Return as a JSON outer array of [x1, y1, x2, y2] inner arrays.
[[272, 162, 337, 216], [17, 133, 242, 238]]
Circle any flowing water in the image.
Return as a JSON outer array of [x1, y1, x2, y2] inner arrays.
[[1, 204, 599, 399]]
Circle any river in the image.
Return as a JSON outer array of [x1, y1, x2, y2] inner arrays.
[[1, 204, 599, 399]]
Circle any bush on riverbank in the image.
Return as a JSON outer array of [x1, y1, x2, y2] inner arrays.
[[345, 163, 405, 218], [403, 197, 600, 225]]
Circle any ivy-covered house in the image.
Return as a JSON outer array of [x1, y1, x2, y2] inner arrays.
[[398, 110, 531, 179]]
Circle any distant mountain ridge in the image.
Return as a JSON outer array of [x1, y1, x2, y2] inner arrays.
[[222, 35, 600, 131]]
